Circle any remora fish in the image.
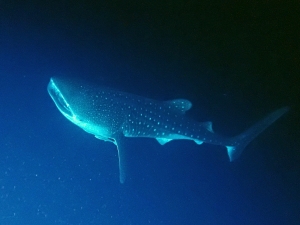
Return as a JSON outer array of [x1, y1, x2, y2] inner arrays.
[[47, 77, 289, 183]]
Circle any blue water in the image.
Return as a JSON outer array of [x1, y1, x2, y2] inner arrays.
[[0, 1, 298, 224]]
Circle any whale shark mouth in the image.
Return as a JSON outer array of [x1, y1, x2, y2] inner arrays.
[[47, 78, 73, 118]]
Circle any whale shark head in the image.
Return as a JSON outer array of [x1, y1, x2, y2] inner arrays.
[[47, 77, 113, 137]]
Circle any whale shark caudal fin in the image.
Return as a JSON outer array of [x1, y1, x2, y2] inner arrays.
[[226, 106, 289, 162]]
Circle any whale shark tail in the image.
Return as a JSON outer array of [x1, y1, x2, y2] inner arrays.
[[226, 106, 289, 161]]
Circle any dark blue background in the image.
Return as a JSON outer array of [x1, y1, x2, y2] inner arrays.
[[0, 1, 299, 224]]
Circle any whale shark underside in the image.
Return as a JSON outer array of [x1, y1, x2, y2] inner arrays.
[[47, 77, 289, 183]]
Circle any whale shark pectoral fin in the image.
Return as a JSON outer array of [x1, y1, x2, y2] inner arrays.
[[96, 134, 128, 183], [194, 140, 203, 145], [156, 138, 172, 145], [114, 134, 129, 184]]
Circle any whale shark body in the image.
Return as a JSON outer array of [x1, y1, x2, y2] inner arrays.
[[47, 77, 289, 183]]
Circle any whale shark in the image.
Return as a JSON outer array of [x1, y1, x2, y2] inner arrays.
[[47, 77, 289, 183]]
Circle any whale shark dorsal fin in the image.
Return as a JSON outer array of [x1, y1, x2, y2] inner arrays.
[[201, 121, 214, 133], [165, 99, 192, 114]]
